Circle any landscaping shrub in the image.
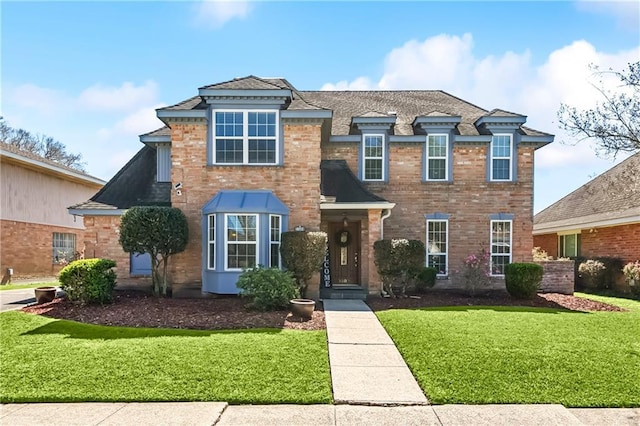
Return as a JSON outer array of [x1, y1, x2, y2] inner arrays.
[[237, 266, 299, 311], [280, 231, 327, 298], [58, 258, 117, 305], [623, 261, 640, 295], [411, 267, 438, 294], [460, 246, 492, 296], [505, 263, 543, 299], [578, 259, 607, 289], [373, 239, 426, 296], [575, 256, 624, 290]]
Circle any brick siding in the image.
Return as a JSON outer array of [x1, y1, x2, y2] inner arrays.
[[537, 260, 574, 294]]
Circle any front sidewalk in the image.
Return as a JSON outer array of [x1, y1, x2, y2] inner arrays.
[[2, 402, 639, 425]]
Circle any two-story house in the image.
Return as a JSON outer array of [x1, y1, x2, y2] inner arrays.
[[69, 76, 553, 298]]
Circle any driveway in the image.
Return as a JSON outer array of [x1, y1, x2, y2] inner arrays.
[[0, 287, 60, 312]]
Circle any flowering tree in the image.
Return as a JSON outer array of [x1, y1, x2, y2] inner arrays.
[[460, 246, 491, 296]]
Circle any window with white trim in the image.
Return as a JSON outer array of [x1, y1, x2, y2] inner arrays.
[[559, 233, 580, 257], [214, 111, 278, 165], [225, 214, 258, 270], [52, 233, 75, 264], [269, 215, 282, 268], [363, 134, 384, 181], [426, 219, 448, 275], [490, 220, 512, 275], [207, 215, 216, 269], [490, 134, 512, 181], [426, 134, 448, 181]]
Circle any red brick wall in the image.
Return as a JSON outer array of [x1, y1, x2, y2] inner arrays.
[[322, 142, 536, 288], [581, 223, 640, 263], [0, 219, 83, 279], [533, 233, 558, 258], [169, 120, 323, 290]]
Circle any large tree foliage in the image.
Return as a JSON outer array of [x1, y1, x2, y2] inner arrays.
[[119, 206, 189, 297], [558, 61, 640, 157], [0, 117, 85, 171]]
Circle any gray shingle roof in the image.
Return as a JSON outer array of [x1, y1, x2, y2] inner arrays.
[[534, 152, 640, 227], [156, 76, 552, 136], [69, 146, 170, 211], [140, 126, 171, 137], [321, 160, 387, 203]]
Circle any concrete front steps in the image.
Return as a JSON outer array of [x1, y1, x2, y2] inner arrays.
[[320, 285, 368, 300]]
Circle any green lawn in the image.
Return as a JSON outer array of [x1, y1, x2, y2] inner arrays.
[[0, 282, 58, 291], [0, 312, 332, 404], [376, 296, 640, 407]]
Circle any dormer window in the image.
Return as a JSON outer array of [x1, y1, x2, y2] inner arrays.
[[490, 134, 512, 181], [362, 134, 385, 181], [213, 110, 279, 165], [426, 134, 448, 181]]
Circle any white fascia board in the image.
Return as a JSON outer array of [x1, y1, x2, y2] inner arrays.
[[1, 150, 105, 185], [320, 202, 396, 210], [533, 215, 640, 235]]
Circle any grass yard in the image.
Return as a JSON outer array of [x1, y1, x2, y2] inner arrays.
[[0, 282, 58, 291], [0, 311, 332, 404], [376, 295, 640, 407]]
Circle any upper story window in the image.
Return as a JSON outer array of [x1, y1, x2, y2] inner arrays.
[[213, 111, 278, 165], [426, 134, 448, 181], [362, 134, 385, 181], [490, 135, 512, 181]]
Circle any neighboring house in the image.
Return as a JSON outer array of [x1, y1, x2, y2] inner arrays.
[[0, 142, 105, 280], [533, 152, 640, 263], [69, 76, 553, 298]]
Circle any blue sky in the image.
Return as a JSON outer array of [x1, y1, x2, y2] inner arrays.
[[2, 1, 639, 213]]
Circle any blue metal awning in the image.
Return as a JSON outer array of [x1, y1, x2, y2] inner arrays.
[[202, 190, 289, 215]]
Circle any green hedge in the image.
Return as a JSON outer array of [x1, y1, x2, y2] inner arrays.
[[505, 263, 543, 299], [373, 239, 426, 296], [58, 258, 117, 305]]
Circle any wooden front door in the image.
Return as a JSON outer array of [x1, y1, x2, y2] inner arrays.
[[328, 221, 360, 285]]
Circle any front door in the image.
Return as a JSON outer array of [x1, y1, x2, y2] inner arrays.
[[328, 221, 360, 285]]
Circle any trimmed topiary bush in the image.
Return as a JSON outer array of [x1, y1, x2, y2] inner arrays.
[[411, 266, 438, 294], [505, 262, 543, 299], [58, 258, 117, 305], [373, 239, 426, 296], [280, 231, 327, 298], [237, 266, 299, 311]]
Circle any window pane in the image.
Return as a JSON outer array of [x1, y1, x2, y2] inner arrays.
[[492, 159, 510, 180], [428, 159, 446, 180], [492, 255, 509, 275], [428, 135, 447, 157], [492, 135, 511, 157], [216, 112, 243, 136], [270, 243, 280, 268], [52, 233, 75, 263], [216, 139, 243, 163], [364, 159, 383, 180], [248, 139, 276, 164], [270, 216, 281, 242], [428, 254, 447, 275], [209, 243, 215, 269], [427, 220, 447, 275], [491, 221, 511, 274]]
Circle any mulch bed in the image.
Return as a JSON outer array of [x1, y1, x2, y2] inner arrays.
[[21, 290, 624, 332]]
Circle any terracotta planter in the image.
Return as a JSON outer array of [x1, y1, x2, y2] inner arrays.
[[34, 286, 56, 304], [290, 298, 315, 319]]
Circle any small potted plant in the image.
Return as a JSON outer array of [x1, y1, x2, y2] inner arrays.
[[281, 230, 327, 319]]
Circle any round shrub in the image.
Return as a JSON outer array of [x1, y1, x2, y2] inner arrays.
[[237, 266, 300, 311], [504, 263, 543, 299], [412, 267, 438, 293], [58, 258, 117, 305]]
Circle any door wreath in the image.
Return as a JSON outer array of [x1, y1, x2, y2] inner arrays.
[[335, 230, 351, 247]]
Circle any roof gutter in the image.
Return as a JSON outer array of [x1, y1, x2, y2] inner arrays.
[[319, 202, 396, 210]]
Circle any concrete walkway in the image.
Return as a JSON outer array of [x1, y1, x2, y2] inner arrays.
[[2, 403, 638, 425], [323, 299, 428, 405]]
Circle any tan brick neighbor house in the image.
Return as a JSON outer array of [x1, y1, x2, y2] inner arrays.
[[69, 76, 554, 298], [533, 152, 640, 264], [0, 142, 105, 281]]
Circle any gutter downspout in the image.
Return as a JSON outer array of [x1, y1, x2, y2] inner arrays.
[[380, 208, 392, 239]]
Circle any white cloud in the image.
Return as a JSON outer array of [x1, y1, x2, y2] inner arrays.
[[194, 0, 253, 29], [575, 0, 640, 31], [6, 84, 71, 116], [320, 34, 639, 211], [78, 80, 159, 112]]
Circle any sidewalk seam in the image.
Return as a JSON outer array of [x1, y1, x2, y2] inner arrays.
[[95, 402, 128, 425]]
